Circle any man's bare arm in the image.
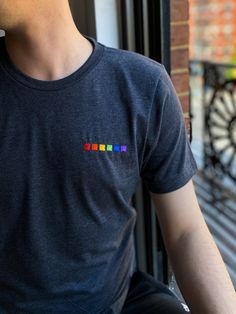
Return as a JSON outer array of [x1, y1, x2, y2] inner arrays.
[[150, 179, 236, 314]]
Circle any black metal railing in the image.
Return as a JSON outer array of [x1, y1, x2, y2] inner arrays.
[[190, 60, 236, 186], [190, 60, 236, 287]]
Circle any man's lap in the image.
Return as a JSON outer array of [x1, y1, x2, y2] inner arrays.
[[120, 271, 190, 314]]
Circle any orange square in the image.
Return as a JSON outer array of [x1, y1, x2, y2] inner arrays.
[[91, 144, 98, 151]]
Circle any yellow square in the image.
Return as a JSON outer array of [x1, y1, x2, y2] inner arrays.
[[99, 144, 106, 151]]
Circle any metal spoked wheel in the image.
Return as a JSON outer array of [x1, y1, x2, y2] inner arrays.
[[206, 79, 236, 182]]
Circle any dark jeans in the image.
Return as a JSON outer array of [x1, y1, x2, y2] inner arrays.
[[121, 271, 191, 314]]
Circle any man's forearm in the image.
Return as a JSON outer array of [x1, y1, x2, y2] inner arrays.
[[168, 224, 236, 314]]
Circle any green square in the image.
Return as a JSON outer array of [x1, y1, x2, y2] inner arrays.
[[107, 144, 113, 151]]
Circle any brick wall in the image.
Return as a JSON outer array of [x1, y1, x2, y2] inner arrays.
[[170, 0, 191, 135], [189, 0, 236, 63]]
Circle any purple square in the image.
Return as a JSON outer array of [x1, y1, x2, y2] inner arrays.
[[121, 145, 127, 152]]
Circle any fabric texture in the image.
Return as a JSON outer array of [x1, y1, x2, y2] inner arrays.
[[121, 271, 191, 314], [0, 34, 198, 313]]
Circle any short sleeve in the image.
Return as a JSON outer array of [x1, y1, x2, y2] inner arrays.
[[140, 64, 198, 193]]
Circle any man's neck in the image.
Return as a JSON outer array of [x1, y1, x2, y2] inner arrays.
[[4, 14, 93, 81]]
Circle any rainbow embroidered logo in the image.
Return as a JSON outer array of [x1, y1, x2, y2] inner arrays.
[[83, 143, 127, 152]]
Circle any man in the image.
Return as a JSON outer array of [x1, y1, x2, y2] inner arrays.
[[0, 0, 235, 313]]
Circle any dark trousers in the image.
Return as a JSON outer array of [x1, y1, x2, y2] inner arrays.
[[121, 271, 191, 314]]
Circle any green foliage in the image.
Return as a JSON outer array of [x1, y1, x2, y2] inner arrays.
[[225, 46, 236, 79]]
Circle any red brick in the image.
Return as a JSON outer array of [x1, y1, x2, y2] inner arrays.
[[171, 0, 189, 22], [189, 0, 236, 62], [170, 0, 190, 135], [171, 48, 189, 70], [171, 72, 189, 94], [171, 24, 189, 46], [178, 94, 189, 113]]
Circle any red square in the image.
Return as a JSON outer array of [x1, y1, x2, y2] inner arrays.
[[91, 144, 98, 151], [84, 143, 91, 151]]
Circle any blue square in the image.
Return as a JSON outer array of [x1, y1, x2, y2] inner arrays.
[[114, 145, 120, 152]]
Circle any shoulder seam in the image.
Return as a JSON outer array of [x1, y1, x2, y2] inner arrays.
[[103, 46, 163, 69], [139, 64, 165, 174]]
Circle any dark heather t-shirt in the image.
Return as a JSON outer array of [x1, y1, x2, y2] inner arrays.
[[0, 34, 198, 313]]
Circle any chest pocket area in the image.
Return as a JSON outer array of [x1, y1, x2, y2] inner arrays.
[[78, 142, 138, 195]]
